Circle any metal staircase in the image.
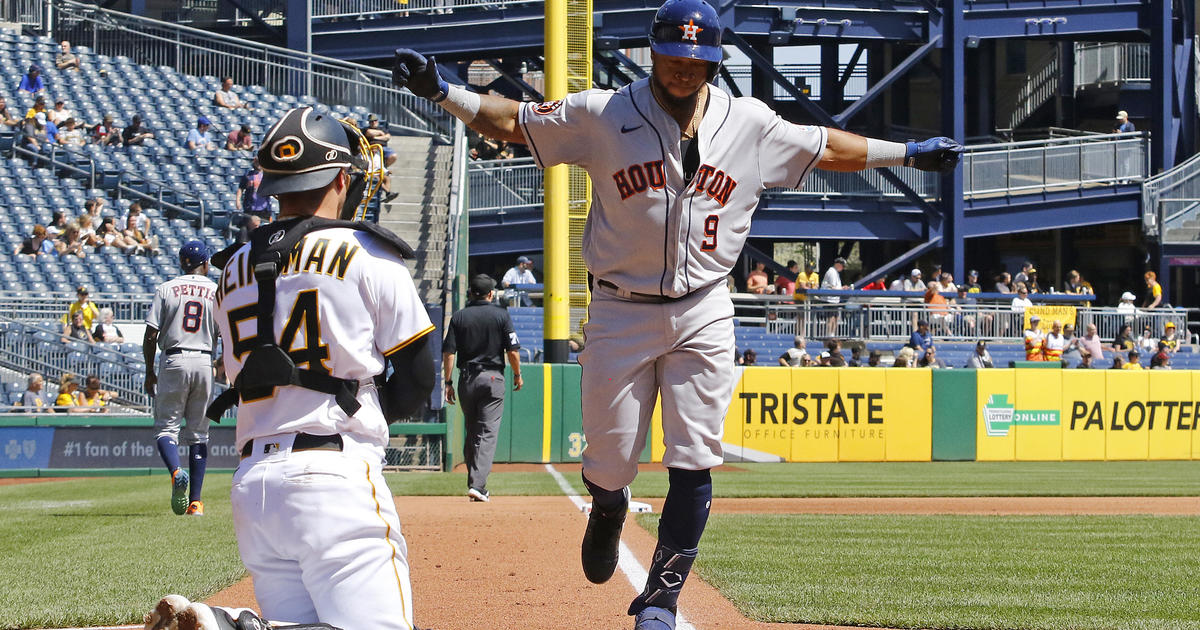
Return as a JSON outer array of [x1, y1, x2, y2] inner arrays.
[[998, 46, 1061, 132], [377, 135, 455, 304]]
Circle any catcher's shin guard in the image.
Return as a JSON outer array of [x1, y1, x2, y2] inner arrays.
[[627, 540, 697, 616]]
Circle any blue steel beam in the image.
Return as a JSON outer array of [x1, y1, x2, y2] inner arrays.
[[855, 237, 944, 288], [960, 2, 1149, 40], [941, 0, 966, 285], [751, 205, 927, 241], [962, 189, 1142, 238], [728, 4, 929, 42], [833, 36, 939, 126]]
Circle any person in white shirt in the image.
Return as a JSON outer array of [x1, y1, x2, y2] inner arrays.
[[1116, 291, 1138, 320], [819, 257, 848, 336], [1011, 286, 1033, 314], [501, 255, 538, 306]]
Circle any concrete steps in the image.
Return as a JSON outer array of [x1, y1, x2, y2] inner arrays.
[[379, 134, 456, 304]]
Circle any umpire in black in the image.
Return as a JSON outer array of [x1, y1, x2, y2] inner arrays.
[[442, 274, 523, 502]]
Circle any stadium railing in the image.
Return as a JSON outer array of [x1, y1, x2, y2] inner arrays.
[[1142, 151, 1200, 240], [50, 0, 456, 140], [0, 291, 152, 322], [0, 0, 43, 29], [314, 0, 537, 19], [1074, 42, 1150, 88]]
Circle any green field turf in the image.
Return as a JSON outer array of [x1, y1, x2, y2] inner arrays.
[[645, 513, 1200, 630], [384, 460, 1200, 498], [0, 474, 243, 629]]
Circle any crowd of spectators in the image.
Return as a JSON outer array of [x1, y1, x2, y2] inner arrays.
[[14, 198, 160, 259]]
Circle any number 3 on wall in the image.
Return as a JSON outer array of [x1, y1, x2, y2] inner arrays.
[[701, 214, 718, 251], [567, 432, 587, 458]]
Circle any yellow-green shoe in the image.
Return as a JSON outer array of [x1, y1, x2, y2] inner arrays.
[[171, 469, 190, 516]]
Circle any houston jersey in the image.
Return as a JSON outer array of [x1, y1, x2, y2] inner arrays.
[[146, 273, 218, 352], [215, 227, 434, 449], [519, 79, 826, 298]]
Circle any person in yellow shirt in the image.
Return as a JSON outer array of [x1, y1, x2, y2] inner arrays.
[[54, 374, 85, 411], [792, 261, 821, 336], [1143, 271, 1163, 308], [61, 285, 100, 331], [1122, 350, 1143, 369], [77, 375, 111, 412]]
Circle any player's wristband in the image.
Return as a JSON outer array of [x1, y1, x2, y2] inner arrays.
[[864, 138, 908, 168], [438, 84, 481, 124]]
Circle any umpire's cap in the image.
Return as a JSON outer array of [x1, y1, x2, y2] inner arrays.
[[470, 274, 496, 296], [179, 239, 212, 270], [257, 106, 358, 197]]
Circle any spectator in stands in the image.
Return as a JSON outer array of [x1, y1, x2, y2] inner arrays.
[[0, 96, 18, 127], [225, 124, 254, 151], [57, 118, 84, 146], [187, 116, 217, 151], [1150, 342, 1171, 369], [902, 268, 926, 295], [746, 261, 771, 294], [214, 77, 251, 110], [92, 307, 123, 343], [1077, 350, 1094, 369], [92, 114, 121, 147], [501, 255, 537, 307], [1110, 355, 1125, 369], [55, 374, 83, 411], [17, 64, 44, 94], [24, 95, 47, 120], [1043, 320, 1067, 362], [83, 197, 106, 220], [1136, 324, 1158, 355], [1142, 271, 1163, 309], [848, 346, 862, 367], [39, 113, 58, 146], [1064, 269, 1092, 294], [470, 136, 514, 161], [994, 271, 1013, 293], [1078, 323, 1106, 361], [894, 346, 915, 367], [21, 373, 46, 411], [56, 221, 87, 259], [918, 345, 945, 368], [778, 336, 808, 366], [237, 158, 272, 219], [1161, 321, 1179, 353], [867, 350, 882, 367], [62, 309, 94, 343], [1117, 291, 1138, 319], [859, 276, 886, 291], [98, 216, 135, 254], [77, 375, 112, 412], [924, 284, 951, 333], [236, 214, 262, 244], [742, 348, 758, 366], [1124, 349, 1143, 370], [1011, 286, 1033, 315], [76, 214, 101, 248], [795, 261, 819, 296], [939, 272, 956, 294], [965, 269, 982, 292], [908, 319, 933, 361], [46, 211, 67, 237], [1061, 324, 1081, 361], [1014, 261, 1034, 288], [16, 224, 54, 257], [63, 286, 98, 330], [1023, 314, 1044, 361], [363, 114, 398, 170], [21, 113, 48, 151], [1112, 323, 1136, 353], [967, 340, 994, 368], [365, 137, 399, 203], [56, 41, 80, 72], [1027, 268, 1043, 294], [122, 214, 160, 256], [49, 99, 71, 125], [123, 201, 152, 237], [774, 260, 798, 296], [121, 114, 155, 146], [1114, 110, 1135, 133], [819, 257, 848, 336]]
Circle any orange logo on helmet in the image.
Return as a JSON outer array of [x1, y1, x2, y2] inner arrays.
[[270, 136, 304, 162], [679, 19, 703, 43], [276, 142, 298, 158]]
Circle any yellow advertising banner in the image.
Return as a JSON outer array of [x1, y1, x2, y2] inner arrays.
[[1024, 305, 1077, 332], [1194, 372, 1200, 460], [789, 367, 841, 462], [1104, 370, 1150, 460], [1061, 370, 1106, 460], [976, 369, 1017, 461], [837, 368, 887, 461], [1014, 368, 1062, 461], [737, 366, 794, 462], [884, 369, 932, 461], [1147, 370, 1193, 460]]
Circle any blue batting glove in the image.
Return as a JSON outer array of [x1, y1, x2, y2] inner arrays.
[[904, 137, 963, 173], [392, 48, 449, 102]]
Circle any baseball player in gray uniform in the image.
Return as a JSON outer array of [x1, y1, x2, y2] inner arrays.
[[144, 240, 218, 516], [395, 1, 961, 627]]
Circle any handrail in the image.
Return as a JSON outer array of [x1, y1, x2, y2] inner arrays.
[[0, 290, 153, 322], [315, 0, 537, 19], [963, 131, 1143, 152]]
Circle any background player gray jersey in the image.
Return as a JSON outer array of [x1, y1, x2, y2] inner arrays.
[[146, 274, 218, 351], [518, 78, 825, 297]]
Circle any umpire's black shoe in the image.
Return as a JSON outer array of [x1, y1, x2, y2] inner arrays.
[[581, 490, 629, 584]]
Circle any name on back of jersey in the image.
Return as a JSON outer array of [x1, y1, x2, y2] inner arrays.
[[171, 282, 216, 301], [612, 160, 737, 206], [216, 235, 362, 307]]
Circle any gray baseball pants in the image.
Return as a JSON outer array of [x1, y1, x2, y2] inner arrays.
[[458, 369, 505, 492]]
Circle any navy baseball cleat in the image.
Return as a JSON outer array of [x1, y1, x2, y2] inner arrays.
[[171, 468, 190, 516], [581, 491, 629, 584], [633, 606, 676, 630]]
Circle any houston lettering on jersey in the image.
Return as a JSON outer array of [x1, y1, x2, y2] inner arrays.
[[611, 160, 737, 207], [216, 236, 361, 307]]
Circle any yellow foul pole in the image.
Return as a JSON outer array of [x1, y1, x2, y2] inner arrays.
[[543, 0, 570, 363]]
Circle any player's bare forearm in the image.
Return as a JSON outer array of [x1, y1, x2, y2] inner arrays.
[[818, 128, 868, 172], [469, 94, 525, 145], [441, 352, 455, 384], [506, 349, 523, 390]]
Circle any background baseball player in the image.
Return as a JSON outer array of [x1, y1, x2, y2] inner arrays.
[[144, 240, 218, 516], [212, 106, 435, 630], [395, 0, 961, 627]]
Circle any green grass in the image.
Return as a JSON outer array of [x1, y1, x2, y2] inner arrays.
[[386, 461, 1200, 498], [640, 513, 1200, 630], [0, 474, 243, 629]]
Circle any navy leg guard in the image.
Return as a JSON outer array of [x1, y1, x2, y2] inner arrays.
[[156, 436, 181, 473], [188, 443, 207, 502], [629, 467, 711, 616], [628, 538, 697, 615]]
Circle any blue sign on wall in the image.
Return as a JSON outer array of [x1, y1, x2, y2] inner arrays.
[[0, 427, 54, 469]]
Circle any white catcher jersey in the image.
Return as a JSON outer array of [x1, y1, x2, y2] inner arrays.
[[146, 273, 218, 352], [519, 78, 826, 297], [215, 227, 434, 449]]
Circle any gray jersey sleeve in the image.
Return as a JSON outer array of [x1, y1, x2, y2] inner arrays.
[[517, 91, 604, 169], [755, 106, 827, 189]]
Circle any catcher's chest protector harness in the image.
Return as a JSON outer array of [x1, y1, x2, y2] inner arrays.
[[207, 216, 415, 422], [518, 78, 826, 298]]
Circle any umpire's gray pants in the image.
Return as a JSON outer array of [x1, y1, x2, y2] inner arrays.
[[153, 352, 213, 445], [458, 369, 505, 492]]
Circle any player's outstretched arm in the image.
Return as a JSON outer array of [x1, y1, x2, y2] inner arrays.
[[393, 48, 525, 145], [819, 128, 963, 174]]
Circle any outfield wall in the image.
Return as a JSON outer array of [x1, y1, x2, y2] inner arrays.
[[2, 366, 1196, 475]]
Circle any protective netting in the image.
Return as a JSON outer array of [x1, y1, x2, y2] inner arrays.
[[384, 435, 443, 471], [566, 0, 592, 336]]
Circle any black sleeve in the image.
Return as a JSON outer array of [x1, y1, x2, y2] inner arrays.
[[381, 333, 436, 422], [501, 311, 519, 351], [442, 316, 457, 354]]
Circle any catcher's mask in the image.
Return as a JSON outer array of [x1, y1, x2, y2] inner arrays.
[[256, 106, 383, 221]]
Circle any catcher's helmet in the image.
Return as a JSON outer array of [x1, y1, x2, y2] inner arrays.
[[649, 0, 723, 63], [179, 239, 212, 270]]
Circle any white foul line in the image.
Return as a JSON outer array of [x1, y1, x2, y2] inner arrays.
[[544, 464, 697, 630]]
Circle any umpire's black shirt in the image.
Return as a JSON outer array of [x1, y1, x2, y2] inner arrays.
[[443, 299, 521, 373]]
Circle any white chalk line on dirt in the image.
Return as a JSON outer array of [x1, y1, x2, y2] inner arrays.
[[545, 463, 697, 630]]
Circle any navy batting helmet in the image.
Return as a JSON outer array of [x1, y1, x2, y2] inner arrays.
[[649, 0, 723, 63], [179, 240, 211, 270]]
